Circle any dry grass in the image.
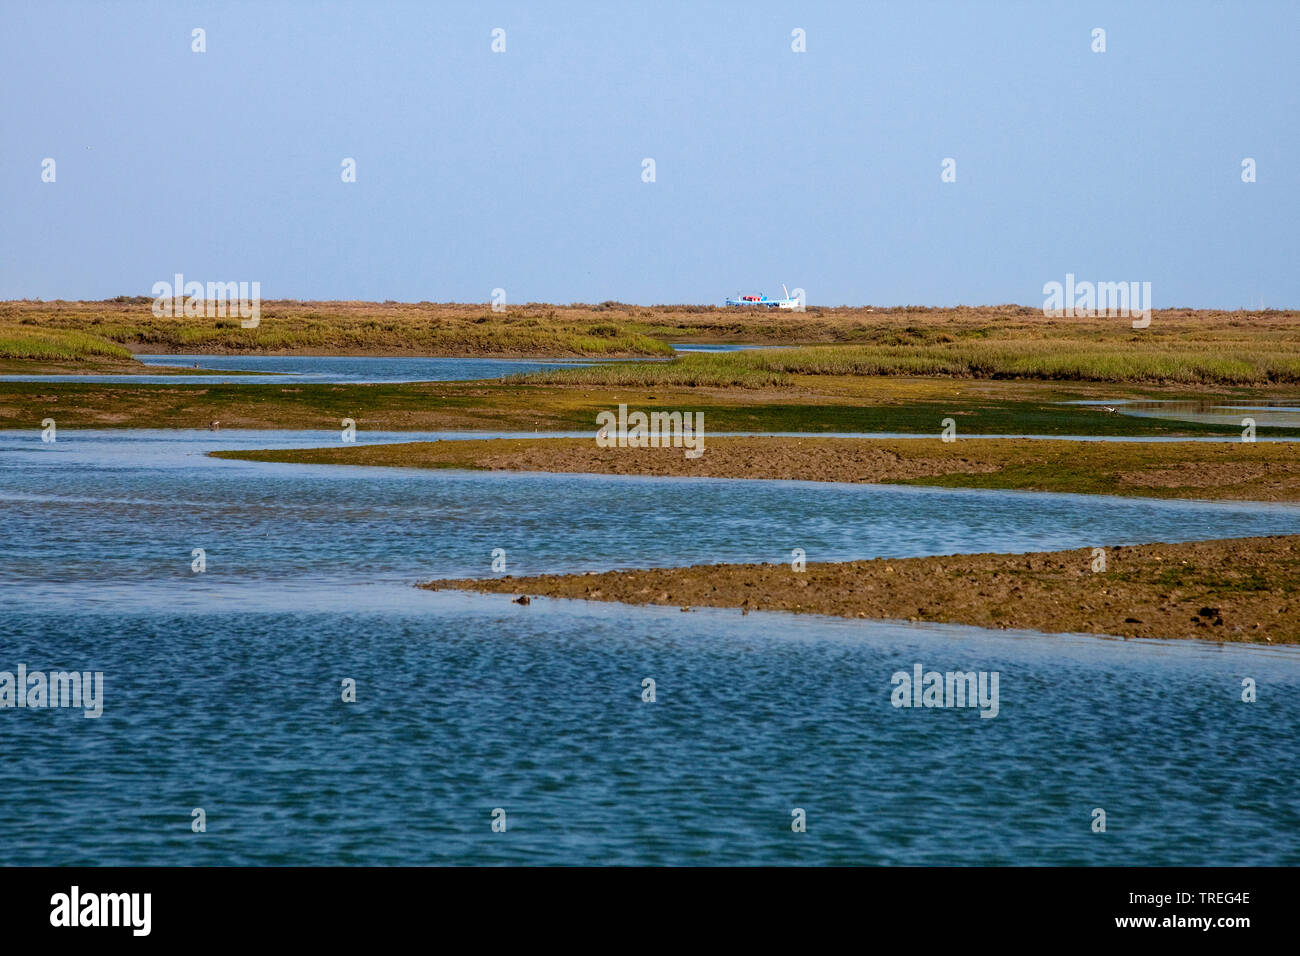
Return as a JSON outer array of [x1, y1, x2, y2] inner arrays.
[[0, 299, 676, 357], [6, 299, 1300, 389], [5, 300, 1299, 374]]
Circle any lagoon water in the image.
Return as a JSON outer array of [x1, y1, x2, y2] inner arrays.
[[0, 345, 759, 385], [2, 428, 1298, 865], [0, 354, 608, 385]]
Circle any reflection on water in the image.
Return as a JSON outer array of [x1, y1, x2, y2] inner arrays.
[[1072, 400, 1300, 429], [1, 429, 1298, 865]]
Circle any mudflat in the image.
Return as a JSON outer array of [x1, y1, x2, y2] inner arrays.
[[213, 435, 1300, 501], [4, 376, 1283, 436], [421, 535, 1300, 643]]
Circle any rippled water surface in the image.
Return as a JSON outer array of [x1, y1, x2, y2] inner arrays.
[[2, 429, 1297, 864]]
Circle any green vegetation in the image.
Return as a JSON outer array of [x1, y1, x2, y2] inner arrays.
[[0, 378, 1279, 436], [0, 325, 132, 362], [4, 301, 1299, 437], [7, 301, 1300, 376], [0, 301, 677, 357], [521, 341, 1300, 387]]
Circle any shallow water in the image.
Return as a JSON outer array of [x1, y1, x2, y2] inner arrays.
[[0, 345, 763, 385], [668, 343, 772, 353], [2, 429, 1298, 864], [0, 354, 609, 385], [1072, 400, 1300, 430]]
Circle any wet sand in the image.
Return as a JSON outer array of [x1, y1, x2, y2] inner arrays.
[[422, 535, 1300, 643]]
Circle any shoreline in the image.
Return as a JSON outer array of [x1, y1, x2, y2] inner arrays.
[[420, 535, 1300, 643], [6, 300, 1300, 373], [210, 435, 1300, 502], [2, 377, 1285, 436], [0, 358, 276, 377]]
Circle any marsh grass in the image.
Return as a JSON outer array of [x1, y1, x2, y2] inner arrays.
[[0, 301, 676, 357], [7, 300, 1300, 383], [521, 340, 1300, 387], [0, 325, 132, 362]]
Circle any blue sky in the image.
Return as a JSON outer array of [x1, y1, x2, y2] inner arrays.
[[1, 1, 1296, 307]]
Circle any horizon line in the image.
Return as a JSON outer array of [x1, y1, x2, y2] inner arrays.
[[2, 298, 1295, 312]]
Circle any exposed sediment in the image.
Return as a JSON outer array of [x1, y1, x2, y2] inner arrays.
[[213, 436, 1300, 501], [420, 535, 1300, 643]]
